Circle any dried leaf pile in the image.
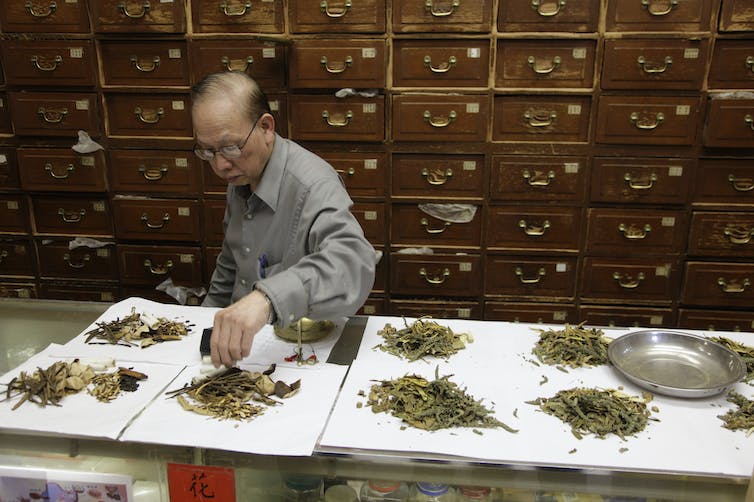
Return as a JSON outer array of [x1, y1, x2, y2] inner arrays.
[[532, 323, 610, 368], [718, 391, 754, 435], [3, 360, 96, 410], [710, 336, 754, 382], [84, 307, 190, 348], [376, 318, 472, 361], [88, 368, 148, 402]]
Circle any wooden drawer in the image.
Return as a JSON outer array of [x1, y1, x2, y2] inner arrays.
[[389, 299, 482, 319], [0, 148, 20, 190], [605, 0, 713, 32], [39, 281, 119, 303], [36, 239, 118, 280], [0, 195, 31, 234], [1, 40, 97, 87], [392, 94, 488, 142], [190, 40, 287, 89], [120, 286, 204, 305], [117, 244, 203, 286], [393, 0, 492, 33], [591, 156, 693, 205], [578, 305, 675, 328], [688, 211, 754, 257], [390, 253, 482, 296], [266, 92, 289, 137], [32, 196, 113, 236], [99, 40, 191, 87], [112, 198, 201, 241], [392, 153, 484, 199], [595, 95, 701, 145], [18, 148, 107, 192], [580, 257, 679, 305], [485, 301, 579, 324], [351, 202, 386, 245], [202, 198, 226, 245], [393, 40, 489, 88], [0, 93, 11, 135], [104, 93, 192, 138], [202, 161, 227, 195], [485, 255, 577, 300], [491, 155, 587, 203], [9, 91, 100, 137], [289, 0, 386, 33], [601, 38, 709, 91], [498, 0, 599, 32], [0, 282, 37, 299], [678, 308, 754, 333], [585, 208, 687, 255], [495, 39, 596, 89], [703, 97, 754, 148], [719, 0, 754, 31], [0, 238, 35, 278], [314, 151, 387, 198], [694, 158, 754, 206], [682, 261, 754, 308], [492, 95, 591, 142], [0, 0, 90, 33], [373, 247, 386, 292], [289, 39, 386, 89], [358, 297, 387, 316], [108, 149, 201, 195], [204, 245, 221, 283], [707, 40, 754, 90], [91, 0, 186, 33], [190, 0, 284, 33], [391, 203, 482, 247], [289, 94, 384, 142], [486, 206, 582, 252]]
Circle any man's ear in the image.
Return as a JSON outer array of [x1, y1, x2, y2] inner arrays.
[[260, 112, 275, 134]]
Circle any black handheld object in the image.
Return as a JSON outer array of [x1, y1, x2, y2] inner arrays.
[[200, 328, 212, 356]]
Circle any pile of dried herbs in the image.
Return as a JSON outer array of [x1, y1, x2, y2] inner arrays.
[[528, 387, 653, 440], [532, 323, 610, 368], [88, 368, 148, 402], [718, 391, 754, 435], [84, 307, 191, 348], [710, 336, 754, 382], [2, 360, 96, 410], [375, 318, 471, 361]]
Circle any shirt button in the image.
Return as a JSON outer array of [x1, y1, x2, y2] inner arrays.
[[240, 279, 247, 286], [289, 314, 295, 322], [244, 247, 251, 253], [245, 214, 252, 220]]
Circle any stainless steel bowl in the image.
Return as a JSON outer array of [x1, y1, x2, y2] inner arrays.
[[607, 330, 747, 398]]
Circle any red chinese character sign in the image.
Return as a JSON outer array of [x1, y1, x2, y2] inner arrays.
[[168, 463, 235, 502]]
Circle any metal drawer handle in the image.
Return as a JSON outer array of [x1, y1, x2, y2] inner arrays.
[[723, 225, 754, 245], [25, 0, 56, 17], [0, 250, 8, 265], [221, 1, 251, 16], [139, 166, 168, 181], [641, 0, 678, 16], [515, 266, 546, 284], [527, 55, 561, 75], [45, 162, 75, 179], [745, 115, 754, 131], [419, 267, 451, 284], [524, 110, 557, 127], [320, 55, 352, 74], [64, 252, 90, 269], [420, 217, 451, 234], [747, 56, 754, 73], [31, 55, 63, 72], [423, 55, 457, 73], [523, 169, 555, 186], [144, 258, 174, 275], [624, 172, 657, 190], [425, 0, 460, 17], [717, 277, 751, 294], [630, 111, 664, 130], [37, 106, 68, 124], [423, 110, 457, 128], [637, 55, 672, 74], [335, 167, 356, 176], [134, 106, 164, 124], [518, 219, 550, 236], [320, 0, 351, 18], [618, 223, 652, 240], [119, 1, 150, 18], [322, 110, 353, 127], [141, 212, 170, 229], [57, 208, 86, 223], [130, 55, 160, 72], [612, 271, 645, 289], [531, 0, 566, 17], [422, 167, 453, 185], [221, 55, 254, 72], [728, 174, 754, 192]]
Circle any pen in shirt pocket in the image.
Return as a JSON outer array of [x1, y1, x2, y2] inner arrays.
[[258, 253, 268, 278]]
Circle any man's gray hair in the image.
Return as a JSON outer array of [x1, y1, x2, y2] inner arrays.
[[191, 71, 270, 121]]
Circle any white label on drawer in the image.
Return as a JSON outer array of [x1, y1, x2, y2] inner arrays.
[[553, 311, 567, 321], [160, 0, 174, 3], [655, 264, 670, 276], [65, 0, 78, 3], [568, 104, 581, 115], [467, 48, 481, 59], [364, 159, 377, 169], [661, 217, 675, 226], [463, 161, 476, 170], [92, 201, 105, 212], [556, 262, 567, 272], [175, 157, 188, 167], [0, 98, 4, 107], [172, 100, 185, 110], [7, 201, 18, 210], [362, 48, 376, 59], [0, 154, 7, 164], [564, 162, 579, 173], [263, 48, 276, 58], [269, 100, 280, 111], [69, 48, 83, 58], [668, 166, 683, 177], [676, 105, 690, 116], [75, 99, 89, 110], [18, 289, 30, 299], [364, 211, 377, 220], [178, 207, 190, 216], [80, 156, 95, 166], [572, 48, 587, 59], [363, 305, 376, 315], [168, 49, 182, 59], [180, 254, 194, 263], [459, 262, 472, 272], [467, 103, 479, 113], [97, 248, 110, 257], [683, 48, 699, 59], [363, 103, 376, 113], [650, 315, 663, 325], [457, 308, 471, 318], [101, 292, 114, 301]]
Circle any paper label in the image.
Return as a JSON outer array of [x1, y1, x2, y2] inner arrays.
[[70, 48, 83, 58], [364, 159, 377, 169], [175, 158, 188, 167], [7, 201, 18, 210], [180, 254, 194, 263], [269, 100, 279, 111], [457, 308, 471, 318], [362, 48, 376, 59], [676, 105, 690, 116], [80, 156, 95, 166], [668, 166, 683, 177], [168, 49, 182, 59], [363, 103, 376, 113], [97, 248, 110, 257], [684, 48, 699, 59], [263, 48, 276, 58], [463, 161, 476, 171], [568, 104, 581, 115], [172, 100, 185, 110], [364, 211, 377, 220], [75, 100, 89, 110], [572, 48, 587, 59], [661, 217, 675, 227], [564, 162, 579, 173], [93, 201, 105, 212], [556, 262, 567, 272], [467, 103, 479, 114], [178, 207, 190, 216], [459, 262, 472, 272], [553, 311, 567, 321], [467, 48, 481, 58]]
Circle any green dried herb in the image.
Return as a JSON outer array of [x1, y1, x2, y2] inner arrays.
[[532, 323, 610, 368], [710, 337, 754, 382], [375, 318, 471, 361], [718, 391, 754, 435]]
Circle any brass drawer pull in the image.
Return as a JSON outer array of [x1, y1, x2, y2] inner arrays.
[[422, 167, 453, 185], [134, 106, 164, 124], [141, 212, 170, 229], [45, 163, 75, 179], [320, 55, 352, 74], [747, 56, 754, 73], [139, 166, 168, 181], [425, 0, 460, 17], [25, 0, 56, 17], [221, 55, 254, 72], [220, 1, 251, 16], [419, 267, 451, 284], [612, 271, 645, 289], [724, 225, 754, 245], [630, 111, 664, 130], [527, 55, 561, 75], [335, 167, 356, 176], [641, 0, 678, 16], [717, 277, 751, 294], [37, 106, 68, 124], [119, 1, 150, 18], [64, 252, 90, 269], [728, 174, 754, 192], [130, 55, 160, 72], [0, 250, 8, 265], [745, 114, 754, 131], [423, 110, 457, 128], [518, 219, 550, 236], [322, 110, 353, 127], [515, 266, 546, 284], [31, 55, 62, 72], [57, 208, 86, 223], [420, 217, 451, 234], [637, 55, 672, 74], [523, 169, 555, 186], [624, 172, 657, 190], [531, 0, 566, 17], [524, 110, 557, 127], [320, 0, 351, 18], [618, 223, 652, 240], [423, 55, 457, 74], [144, 258, 173, 275]]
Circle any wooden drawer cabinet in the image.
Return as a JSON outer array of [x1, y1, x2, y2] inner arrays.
[[688, 211, 754, 257], [485, 255, 577, 300], [601, 38, 710, 91], [591, 157, 693, 205], [289, 0, 386, 33], [112, 198, 201, 241], [0, 0, 90, 33], [585, 208, 687, 255], [492, 95, 591, 142], [99, 40, 191, 88], [580, 257, 679, 305], [393, 40, 489, 88], [289, 40, 386, 89], [390, 253, 482, 296], [703, 98, 754, 148], [373, 248, 386, 292], [491, 155, 587, 203], [682, 261, 754, 308], [389, 299, 482, 319], [498, 0, 599, 32], [390, 204, 482, 248], [108, 149, 201, 195], [495, 40, 596, 89], [693, 158, 754, 206], [708, 40, 754, 90], [0, 195, 31, 234], [719, 0, 754, 32], [104, 93, 192, 138], [486, 206, 582, 252], [0, 238, 35, 278], [0, 93, 11, 135], [191, 0, 284, 33], [392, 154, 484, 199], [204, 245, 221, 283], [0, 148, 20, 190], [605, 0, 713, 32], [678, 308, 754, 333], [393, 94, 488, 142], [36, 239, 118, 280], [289, 94, 385, 142], [485, 301, 579, 324], [1, 40, 97, 87], [39, 281, 119, 303], [9, 92, 100, 137], [32, 196, 113, 236], [0, 282, 37, 299], [202, 198, 226, 246], [315, 151, 387, 198], [393, 0, 492, 33], [351, 202, 386, 245], [358, 297, 387, 316], [91, 1, 187, 33], [202, 162, 227, 194], [120, 286, 204, 305], [18, 149, 107, 192], [579, 305, 675, 328], [191, 40, 287, 89], [117, 244, 203, 285], [266, 93, 289, 137]]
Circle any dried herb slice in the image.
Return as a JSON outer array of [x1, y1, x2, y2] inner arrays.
[[375, 317, 471, 361], [532, 323, 610, 368]]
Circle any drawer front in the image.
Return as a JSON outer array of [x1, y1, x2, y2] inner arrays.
[[40, 282, 119, 303], [99, 40, 191, 87], [0, 0, 90, 33], [32, 196, 113, 236], [0, 93, 12, 134], [0, 148, 20, 190], [112, 199, 201, 241], [601, 38, 710, 90], [289, 0, 386, 33], [707, 40, 754, 89], [585, 208, 687, 255], [289, 40, 386, 89], [203, 162, 227, 195], [36, 240, 118, 280], [605, 0, 713, 32], [105, 93, 193, 138], [117, 244, 203, 285], [580, 257, 679, 304], [393, 40, 490, 88], [205, 245, 222, 282], [393, 94, 489, 142], [351, 202, 386, 245], [390, 204, 482, 247], [267, 93, 289, 137], [694, 158, 754, 205], [579, 305, 675, 328], [682, 261, 754, 308], [91, 0, 186, 33], [495, 39, 596, 89], [373, 247, 386, 292], [191, 0, 284, 33], [678, 308, 754, 333], [688, 211, 754, 256], [485, 255, 577, 299], [108, 149, 201, 194], [359, 297, 387, 316], [9, 92, 100, 137], [595, 95, 701, 145], [492, 95, 591, 142], [18, 149, 107, 192], [203, 198, 226, 245], [1, 40, 97, 87], [315, 151, 387, 198], [591, 156, 693, 205], [498, 0, 599, 32], [190, 40, 287, 89], [719, 0, 754, 31], [0, 282, 37, 299], [393, 0, 492, 33], [389, 299, 482, 319], [486, 206, 582, 251], [485, 301, 579, 324], [0, 239, 35, 277], [392, 154, 484, 198], [289, 95, 385, 142], [703, 98, 754, 148], [0, 196, 31, 234], [490, 155, 587, 202], [390, 254, 482, 296]]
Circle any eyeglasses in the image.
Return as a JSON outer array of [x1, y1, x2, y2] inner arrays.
[[193, 118, 259, 162]]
